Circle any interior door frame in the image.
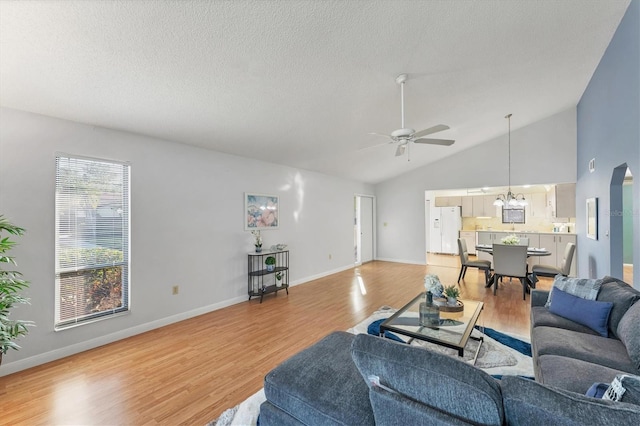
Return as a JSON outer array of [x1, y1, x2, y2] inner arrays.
[[355, 194, 376, 265]]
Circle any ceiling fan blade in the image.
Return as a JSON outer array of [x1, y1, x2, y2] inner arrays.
[[395, 144, 406, 156], [413, 138, 455, 146], [358, 140, 393, 151], [368, 132, 392, 139], [412, 124, 450, 138]]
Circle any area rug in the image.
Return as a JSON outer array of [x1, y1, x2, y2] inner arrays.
[[206, 306, 533, 425]]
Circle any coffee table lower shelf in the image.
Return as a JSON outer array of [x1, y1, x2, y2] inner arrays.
[[379, 292, 484, 365]]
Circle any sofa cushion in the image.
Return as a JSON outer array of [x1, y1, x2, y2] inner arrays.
[[501, 375, 640, 425], [530, 306, 600, 336], [598, 277, 640, 338], [545, 275, 602, 307], [535, 354, 628, 393], [263, 331, 374, 426], [548, 288, 613, 337], [351, 333, 504, 425], [532, 326, 636, 373], [617, 301, 640, 370]]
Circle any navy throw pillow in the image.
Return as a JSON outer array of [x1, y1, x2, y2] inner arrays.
[[548, 288, 613, 337]]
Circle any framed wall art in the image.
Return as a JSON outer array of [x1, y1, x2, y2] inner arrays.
[[586, 197, 598, 240], [245, 193, 279, 230]]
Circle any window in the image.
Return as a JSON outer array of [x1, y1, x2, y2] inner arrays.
[[55, 155, 130, 329]]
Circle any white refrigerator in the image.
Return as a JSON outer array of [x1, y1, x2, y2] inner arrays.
[[429, 206, 462, 255]]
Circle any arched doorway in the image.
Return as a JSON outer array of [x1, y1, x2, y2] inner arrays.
[[610, 164, 633, 281]]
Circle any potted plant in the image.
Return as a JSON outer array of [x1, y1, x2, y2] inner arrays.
[[251, 230, 263, 252], [275, 271, 284, 287], [0, 216, 34, 365], [501, 234, 520, 245], [443, 285, 460, 306], [265, 256, 276, 272]]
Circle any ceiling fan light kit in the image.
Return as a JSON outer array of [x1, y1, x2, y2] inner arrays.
[[368, 73, 455, 159], [493, 113, 528, 208]]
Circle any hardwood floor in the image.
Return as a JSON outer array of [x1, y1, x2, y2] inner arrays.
[[0, 258, 553, 425]]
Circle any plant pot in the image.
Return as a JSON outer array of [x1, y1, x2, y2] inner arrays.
[[447, 297, 458, 306], [266, 265, 275, 272], [255, 246, 262, 253]]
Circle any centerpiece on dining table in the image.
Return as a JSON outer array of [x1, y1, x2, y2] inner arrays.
[[501, 234, 520, 245]]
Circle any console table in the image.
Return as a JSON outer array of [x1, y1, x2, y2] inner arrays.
[[248, 249, 289, 303]]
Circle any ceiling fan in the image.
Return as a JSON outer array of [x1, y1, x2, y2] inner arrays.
[[368, 74, 455, 158]]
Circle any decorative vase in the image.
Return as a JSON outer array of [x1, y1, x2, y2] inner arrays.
[[419, 292, 440, 327], [266, 265, 275, 272], [255, 245, 262, 253], [447, 297, 458, 306]]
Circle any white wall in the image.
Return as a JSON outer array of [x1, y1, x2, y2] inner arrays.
[[0, 108, 373, 374], [375, 108, 577, 264]]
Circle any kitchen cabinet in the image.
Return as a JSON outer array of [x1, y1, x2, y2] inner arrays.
[[461, 196, 473, 217], [471, 196, 497, 217], [538, 234, 577, 276], [459, 231, 476, 255], [555, 183, 576, 218], [435, 196, 462, 207], [527, 193, 547, 218]]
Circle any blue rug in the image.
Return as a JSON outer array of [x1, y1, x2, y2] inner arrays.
[[367, 319, 531, 356], [363, 316, 534, 378]]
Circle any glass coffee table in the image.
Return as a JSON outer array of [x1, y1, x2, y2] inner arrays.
[[380, 293, 484, 363]]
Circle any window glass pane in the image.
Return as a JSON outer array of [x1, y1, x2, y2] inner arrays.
[[55, 155, 130, 328]]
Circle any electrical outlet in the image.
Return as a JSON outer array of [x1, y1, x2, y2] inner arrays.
[[172, 285, 179, 295]]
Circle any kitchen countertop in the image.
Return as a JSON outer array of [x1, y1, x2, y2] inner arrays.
[[471, 230, 576, 235]]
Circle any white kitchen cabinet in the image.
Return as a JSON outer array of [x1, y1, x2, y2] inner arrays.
[[555, 183, 576, 218], [528, 193, 547, 218], [471, 196, 497, 217], [538, 233, 577, 276], [459, 231, 476, 255], [461, 196, 473, 217], [435, 196, 462, 207], [483, 196, 499, 217]]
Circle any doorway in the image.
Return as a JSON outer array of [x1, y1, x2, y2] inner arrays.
[[355, 195, 375, 265], [610, 164, 633, 282]]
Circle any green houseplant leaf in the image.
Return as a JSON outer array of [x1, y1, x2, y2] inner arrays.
[[0, 215, 34, 356]]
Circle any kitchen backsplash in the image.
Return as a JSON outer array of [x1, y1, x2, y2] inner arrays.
[[462, 216, 576, 233]]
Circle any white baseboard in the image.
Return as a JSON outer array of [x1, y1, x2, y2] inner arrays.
[[0, 264, 358, 376], [375, 257, 426, 266]]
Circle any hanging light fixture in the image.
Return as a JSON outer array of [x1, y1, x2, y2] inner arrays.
[[493, 114, 528, 207]]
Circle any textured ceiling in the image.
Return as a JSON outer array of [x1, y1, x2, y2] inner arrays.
[[0, 0, 631, 184]]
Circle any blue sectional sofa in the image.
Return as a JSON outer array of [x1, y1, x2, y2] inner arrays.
[[260, 276, 640, 425]]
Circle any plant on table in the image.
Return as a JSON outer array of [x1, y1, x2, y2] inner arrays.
[[251, 230, 263, 252], [424, 274, 443, 297], [265, 256, 276, 271], [0, 216, 34, 362], [501, 234, 520, 245], [443, 285, 460, 302]]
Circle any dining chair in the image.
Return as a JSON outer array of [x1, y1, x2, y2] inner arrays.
[[492, 243, 529, 300], [531, 242, 576, 284], [457, 238, 492, 285]]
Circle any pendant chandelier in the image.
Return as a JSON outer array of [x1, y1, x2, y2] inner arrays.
[[493, 114, 528, 207]]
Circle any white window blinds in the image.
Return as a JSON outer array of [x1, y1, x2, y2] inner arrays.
[[55, 155, 130, 329]]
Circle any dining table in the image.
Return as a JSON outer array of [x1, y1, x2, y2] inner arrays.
[[475, 244, 552, 288]]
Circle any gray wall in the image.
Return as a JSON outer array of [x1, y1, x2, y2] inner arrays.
[[0, 108, 373, 374], [576, 0, 639, 286], [375, 108, 577, 264]]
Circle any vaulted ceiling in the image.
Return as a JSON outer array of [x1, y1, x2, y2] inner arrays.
[[0, 0, 631, 183]]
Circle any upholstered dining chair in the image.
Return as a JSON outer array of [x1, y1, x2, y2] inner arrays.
[[531, 242, 576, 284], [492, 243, 529, 300], [457, 238, 492, 285]]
